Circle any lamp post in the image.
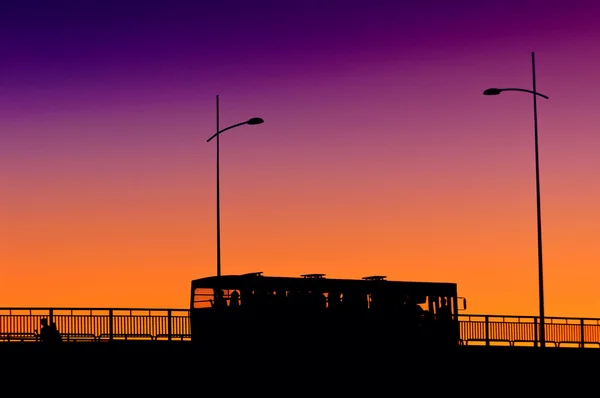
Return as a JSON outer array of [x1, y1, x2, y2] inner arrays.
[[207, 94, 264, 277], [483, 52, 549, 348]]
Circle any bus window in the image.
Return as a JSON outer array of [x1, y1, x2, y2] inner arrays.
[[433, 296, 453, 321], [193, 288, 239, 308], [412, 294, 426, 305], [341, 291, 368, 310], [327, 291, 341, 309], [367, 291, 388, 311], [417, 296, 429, 312], [307, 291, 327, 309], [193, 288, 214, 309], [367, 293, 375, 309]]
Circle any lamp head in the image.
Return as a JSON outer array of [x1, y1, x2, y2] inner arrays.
[[247, 117, 264, 125], [483, 88, 502, 96]]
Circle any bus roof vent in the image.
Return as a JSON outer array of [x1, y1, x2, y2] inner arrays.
[[241, 272, 263, 277], [301, 273, 326, 279], [362, 275, 387, 281]]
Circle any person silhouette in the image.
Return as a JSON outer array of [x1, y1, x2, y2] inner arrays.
[[38, 318, 52, 343], [229, 290, 240, 308], [210, 290, 227, 309]]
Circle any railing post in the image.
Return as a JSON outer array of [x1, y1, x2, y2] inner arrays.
[[109, 309, 114, 341], [49, 308, 54, 324], [485, 315, 490, 346], [580, 318, 585, 349], [534, 317, 538, 347], [168, 310, 172, 341]]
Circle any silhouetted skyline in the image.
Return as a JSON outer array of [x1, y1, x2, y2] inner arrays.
[[2, 1, 600, 318]]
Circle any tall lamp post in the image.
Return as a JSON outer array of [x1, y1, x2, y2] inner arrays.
[[483, 52, 549, 348], [207, 94, 264, 277]]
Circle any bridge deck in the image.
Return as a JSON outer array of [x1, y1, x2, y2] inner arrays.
[[2, 307, 600, 348], [2, 340, 592, 392]]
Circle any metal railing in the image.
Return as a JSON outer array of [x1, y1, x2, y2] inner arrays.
[[459, 314, 600, 348], [2, 307, 600, 347], [0, 308, 191, 342]]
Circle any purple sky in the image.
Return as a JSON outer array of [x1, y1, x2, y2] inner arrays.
[[2, 1, 600, 316]]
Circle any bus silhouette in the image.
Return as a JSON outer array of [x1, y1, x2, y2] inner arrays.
[[190, 272, 466, 346]]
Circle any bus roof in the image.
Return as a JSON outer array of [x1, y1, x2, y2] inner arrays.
[[191, 272, 458, 295]]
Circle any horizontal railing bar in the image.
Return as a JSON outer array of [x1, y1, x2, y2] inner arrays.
[[0, 307, 190, 311], [458, 314, 600, 321]]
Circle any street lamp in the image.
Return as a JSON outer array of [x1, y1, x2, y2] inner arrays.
[[483, 52, 549, 348], [207, 95, 264, 277]]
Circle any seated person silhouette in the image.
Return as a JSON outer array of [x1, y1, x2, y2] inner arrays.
[[37, 318, 62, 343], [229, 290, 240, 308], [210, 290, 227, 308], [38, 318, 53, 343]]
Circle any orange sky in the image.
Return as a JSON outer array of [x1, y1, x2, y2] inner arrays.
[[2, 153, 600, 318]]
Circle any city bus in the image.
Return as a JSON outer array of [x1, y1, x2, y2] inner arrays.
[[189, 272, 466, 347]]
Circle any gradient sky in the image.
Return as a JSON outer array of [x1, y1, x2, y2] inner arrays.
[[1, 0, 600, 317]]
